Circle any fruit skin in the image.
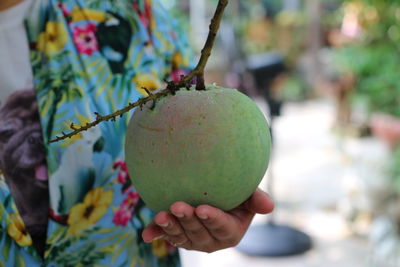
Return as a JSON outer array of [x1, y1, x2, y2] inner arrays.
[[125, 85, 271, 212]]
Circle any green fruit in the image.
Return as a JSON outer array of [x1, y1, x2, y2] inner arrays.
[[125, 84, 271, 212]]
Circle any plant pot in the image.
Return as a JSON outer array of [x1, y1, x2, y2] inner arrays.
[[370, 113, 400, 149]]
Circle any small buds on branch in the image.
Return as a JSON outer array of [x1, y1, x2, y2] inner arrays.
[[49, 87, 172, 143], [94, 112, 102, 120], [142, 87, 152, 96], [49, 0, 229, 143]]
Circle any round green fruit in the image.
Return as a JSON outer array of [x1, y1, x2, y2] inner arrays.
[[125, 85, 271, 212]]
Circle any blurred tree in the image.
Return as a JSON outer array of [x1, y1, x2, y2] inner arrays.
[[333, 0, 400, 118]]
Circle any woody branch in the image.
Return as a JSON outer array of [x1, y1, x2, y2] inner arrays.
[[50, 0, 228, 143]]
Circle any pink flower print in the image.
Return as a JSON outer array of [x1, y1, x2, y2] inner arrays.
[[126, 191, 140, 203], [73, 24, 98, 55], [112, 204, 133, 226], [113, 160, 127, 171], [57, 3, 71, 18], [113, 160, 130, 185], [113, 190, 141, 226], [170, 69, 187, 83], [117, 171, 129, 184]]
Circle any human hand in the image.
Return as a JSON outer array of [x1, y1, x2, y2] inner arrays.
[[142, 188, 274, 253]]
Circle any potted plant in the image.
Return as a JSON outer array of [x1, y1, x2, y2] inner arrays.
[[332, 0, 400, 147]]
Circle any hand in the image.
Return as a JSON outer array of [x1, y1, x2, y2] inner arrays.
[[142, 188, 274, 253]]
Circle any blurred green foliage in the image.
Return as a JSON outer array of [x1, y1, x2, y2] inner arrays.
[[333, 0, 400, 117], [336, 43, 400, 117], [333, 1, 400, 193], [279, 74, 308, 101]]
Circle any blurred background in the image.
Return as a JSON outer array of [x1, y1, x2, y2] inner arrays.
[[163, 0, 400, 266]]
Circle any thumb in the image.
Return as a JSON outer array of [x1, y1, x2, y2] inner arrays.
[[243, 188, 274, 214]]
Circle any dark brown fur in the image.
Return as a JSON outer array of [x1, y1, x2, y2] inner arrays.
[[0, 89, 48, 256]]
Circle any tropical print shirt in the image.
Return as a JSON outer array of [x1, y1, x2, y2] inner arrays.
[[0, 0, 192, 266]]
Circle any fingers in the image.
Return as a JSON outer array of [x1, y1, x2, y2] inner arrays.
[[142, 189, 275, 252], [144, 203, 215, 249], [195, 205, 239, 245], [142, 221, 165, 243], [170, 202, 213, 246], [193, 188, 274, 245], [154, 211, 189, 246], [243, 188, 274, 214]]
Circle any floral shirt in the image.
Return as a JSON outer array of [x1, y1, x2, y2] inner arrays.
[[0, 0, 192, 266]]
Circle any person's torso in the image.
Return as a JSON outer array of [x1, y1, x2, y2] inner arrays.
[[0, 0, 192, 265]]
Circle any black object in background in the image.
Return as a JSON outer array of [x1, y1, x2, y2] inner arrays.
[[236, 52, 312, 257]]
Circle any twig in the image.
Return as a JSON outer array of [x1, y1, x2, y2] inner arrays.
[[49, 88, 171, 143], [178, 0, 228, 89], [49, 0, 229, 143]]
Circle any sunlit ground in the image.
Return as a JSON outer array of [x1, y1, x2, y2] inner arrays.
[[180, 97, 389, 267]]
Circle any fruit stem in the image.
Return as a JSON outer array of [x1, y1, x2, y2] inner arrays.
[[49, 0, 229, 143], [179, 0, 228, 90]]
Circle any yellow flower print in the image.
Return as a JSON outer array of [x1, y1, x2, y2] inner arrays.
[[133, 73, 163, 96], [59, 113, 93, 148], [70, 7, 107, 23], [7, 213, 32, 246], [67, 187, 113, 236], [172, 51, 183, 69], [151, 239, 168, 258], [37, 22, 68, 55], [172, 50, 190, 70]]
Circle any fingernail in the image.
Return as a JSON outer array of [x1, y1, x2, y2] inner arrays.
[[151, 235, 166, 242], [158, 222, 169, 228], [198, 213, 208, 220], [173, 212, 184, 218], [172, 239, 188, 247]]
